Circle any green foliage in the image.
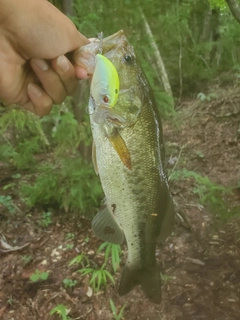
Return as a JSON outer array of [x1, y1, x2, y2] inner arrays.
[[70, 246, 117, 292], [0, 195, 15, 214], [21, 255, 32, 266], [71, 0, 240, 95], [109, 299, 126, 320], [208, 0, 226, 9], [63, 278, 77, 288], [0, 108, 41, 135], [197, 92, 218, 102], [79, 265, 115, 292], [12, 137, 43, 169], [41, 100, 92, 151], [50, 304, 70, 320], [97, 242, 122, 273], [195, 150, 205, 159], [51, 110, 83, 152], [30, 270, 49, 282], [21, 157, 102, 213], [3, 182, 16, 191], [160, 272, 176, 284], [7, 296, 13, 306], [154, 92, 176, 119], [40, 211, 52, 228], [68, 253, 89, 267], [66, 233, 75, 240], [0, 108, 47, 169], [66, 243, 74, 250], [170, 168, 232, 216], [0, 143, 16, 163]]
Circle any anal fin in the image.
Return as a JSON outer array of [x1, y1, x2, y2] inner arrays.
[[92, 202, 124, 244]]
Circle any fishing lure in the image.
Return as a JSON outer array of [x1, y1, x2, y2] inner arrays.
[[90, 54, 120, 108]]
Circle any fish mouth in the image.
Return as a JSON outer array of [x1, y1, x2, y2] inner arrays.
[[90, 88, 133, 126], [90, 102, 126, 126], [106, 115, 124, 125], [101, 106, 126, 125]]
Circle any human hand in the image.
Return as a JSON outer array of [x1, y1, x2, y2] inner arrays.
[[0, 0, 89, 116]]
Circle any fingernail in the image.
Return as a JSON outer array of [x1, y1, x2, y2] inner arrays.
[[32, 58, 49, 71], [57, 55, 69, 72], [28, 83, 42, 97]]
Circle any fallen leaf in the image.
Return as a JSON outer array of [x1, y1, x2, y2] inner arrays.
[[86, 286, 93, 297], [0, 306, 7, 318], [188, 258, 205, 266]]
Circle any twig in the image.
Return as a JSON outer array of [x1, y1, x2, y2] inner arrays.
[[170, 287, 195, 300], [176, 210, 193, 231], [169, 145, 185, 180], [78, 307, 93, 319], [216, 306, 231, 319], [2, 134, 13, 148], [0, 233, 29, 253]]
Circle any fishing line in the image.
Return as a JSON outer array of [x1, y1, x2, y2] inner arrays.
[[98, 31, 103, 55]]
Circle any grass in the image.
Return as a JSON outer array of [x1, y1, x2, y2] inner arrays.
[[78, 265, 115, 292]]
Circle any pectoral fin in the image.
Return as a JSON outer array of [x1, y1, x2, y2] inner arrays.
[[107, 129, 132, 170], [92, 202, 124, 244]]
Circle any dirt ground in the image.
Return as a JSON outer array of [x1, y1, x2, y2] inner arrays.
[[0, 87, 240, 320]]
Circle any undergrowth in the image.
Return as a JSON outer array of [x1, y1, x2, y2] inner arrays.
[[170, 168, 234, 218], [0, 102, 103, 214], [0, 108, 48, 169], [21, 157, 102, 213]]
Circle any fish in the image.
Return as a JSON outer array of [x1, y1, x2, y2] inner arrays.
[[76, 30, 175, 304]]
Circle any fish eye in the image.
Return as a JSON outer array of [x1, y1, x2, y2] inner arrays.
[[123, 54, 134, 64]]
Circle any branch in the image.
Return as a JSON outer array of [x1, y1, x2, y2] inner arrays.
[[140, 8, 173, 97]]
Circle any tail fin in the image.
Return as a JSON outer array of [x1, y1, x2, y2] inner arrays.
[[118, 264, 161, 304]]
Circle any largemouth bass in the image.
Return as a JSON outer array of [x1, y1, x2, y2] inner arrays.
[[76, 30, 175, 303]]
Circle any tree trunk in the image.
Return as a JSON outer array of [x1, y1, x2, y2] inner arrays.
[[225, 0, 240, 24], [62, 0, 74, 16], [61, 0, 91, 160], [199, 9, 212, 42], [72, 82, 92, 162], [209, 9, 221, 66], [140, 9, 173, 97]]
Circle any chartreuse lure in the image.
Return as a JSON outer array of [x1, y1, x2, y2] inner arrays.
[[91, 54, 120, 108]]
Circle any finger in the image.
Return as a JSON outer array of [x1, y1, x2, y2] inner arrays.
[[51, 55, 79, 94], [73, 38, 98, 79], [75, 65, 90, 79], [30, 58, 68, 104], [23, 83, 53, 116]]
